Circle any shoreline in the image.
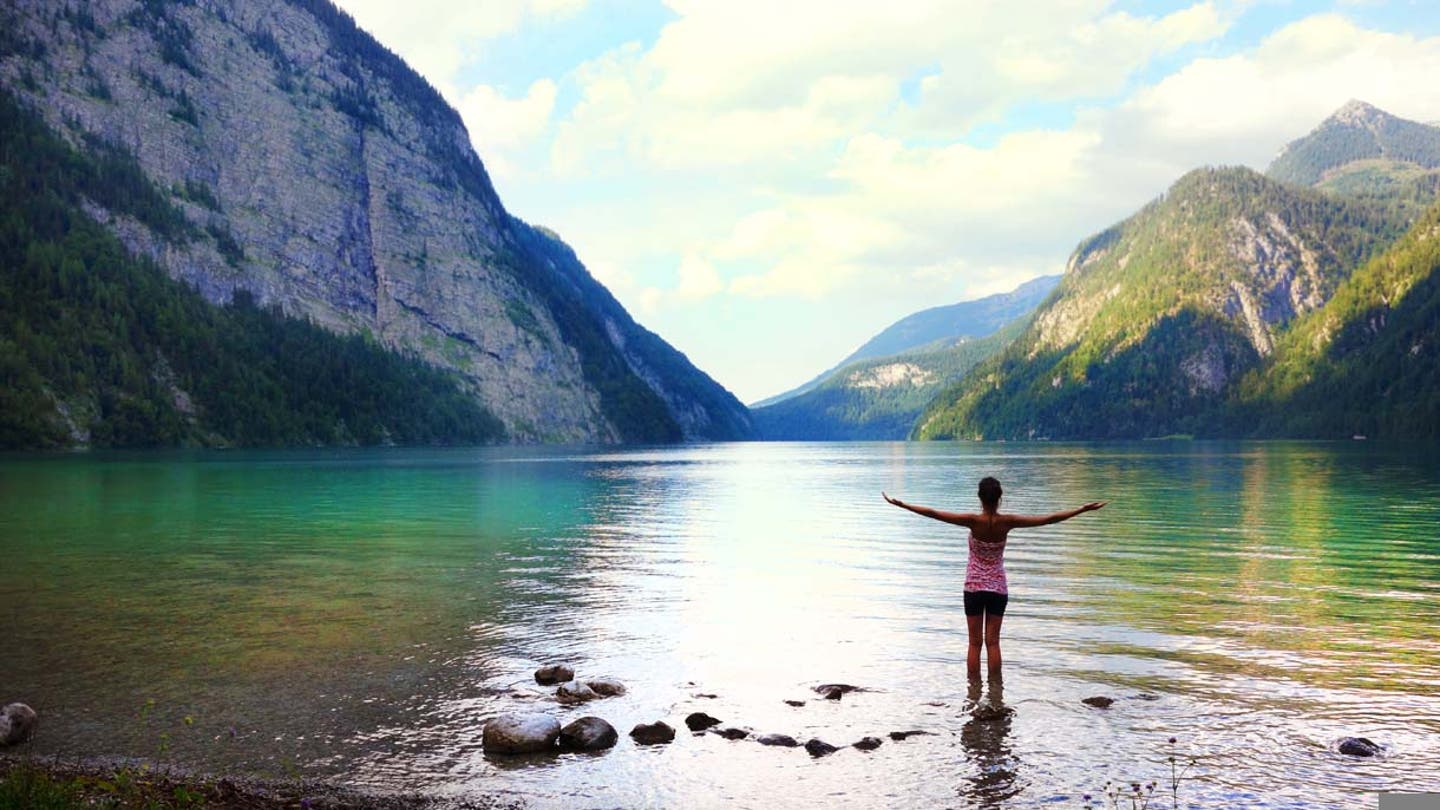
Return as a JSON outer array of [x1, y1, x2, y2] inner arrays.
[[0, 754, 523, 809]]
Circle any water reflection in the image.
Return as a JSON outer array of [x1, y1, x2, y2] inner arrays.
[[2, 443, 1439, 807], [960, 677, 1018, 807]]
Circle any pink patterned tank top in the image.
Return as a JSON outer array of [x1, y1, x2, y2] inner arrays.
[[964, 531, 1008, 595]]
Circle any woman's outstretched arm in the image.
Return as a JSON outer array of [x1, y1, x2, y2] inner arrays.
[[1005, 501, 1107, 528], [882, 492, 977, 528]]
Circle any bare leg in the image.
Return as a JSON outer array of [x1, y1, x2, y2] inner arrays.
[[984, 612, 1005, 676], [966, 613, 984, 680]]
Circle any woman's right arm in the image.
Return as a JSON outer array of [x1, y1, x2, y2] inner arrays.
[[883, 492, 977, 528], [1006, 501, 1107, 528]]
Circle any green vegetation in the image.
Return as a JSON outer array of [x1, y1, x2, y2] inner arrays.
[[0, 90, 504, 449], [1232, 198, 1440, 438], [916, 167, 1415, 440]]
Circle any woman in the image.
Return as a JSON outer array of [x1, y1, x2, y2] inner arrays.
[[883, 478, 1105, 678]]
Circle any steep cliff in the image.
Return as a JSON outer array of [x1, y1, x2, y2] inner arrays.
[[0, 0, 751, 443]]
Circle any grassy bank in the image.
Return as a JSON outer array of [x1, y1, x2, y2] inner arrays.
[[0, 756, 519, 809]]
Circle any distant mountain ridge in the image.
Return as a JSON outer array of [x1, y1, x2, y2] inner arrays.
[[752, 275, 1058, 408], [1268, 100, 1440, 191], [0, 0, 751, 446]]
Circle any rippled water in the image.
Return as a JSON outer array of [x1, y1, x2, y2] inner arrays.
[[2, 442, 1439, 808]]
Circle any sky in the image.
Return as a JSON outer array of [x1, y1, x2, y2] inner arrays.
[[332, 0, 1440, 404]]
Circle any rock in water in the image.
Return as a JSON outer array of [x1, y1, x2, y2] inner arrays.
[[888, 730, 933, 741], [1337, 737, 1382, 757], [558, 717, 618, 751], [852, 737, 883, 751], [630, 721, 676, 745], [483, 713, 560, 755], [556, 680, 598, 704], [535, 664, 575, 685], [586, 678, 627, 697], [814, 684, 863, 696], [0, 703, 37, 745], [710, 727, 750, 740], [970, 704, 1014, 723], [756, 733, 800, 747], [805, 738, 839, 757], [783, 699, 806, 707], [685, 712, 722, 732], [1082, 696, 1114, 709]]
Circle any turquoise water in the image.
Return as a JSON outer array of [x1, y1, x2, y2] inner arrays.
[[2, 442, 1438, 807]]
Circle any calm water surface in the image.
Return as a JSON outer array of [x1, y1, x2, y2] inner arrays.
[[2, 442, 1439, 808]]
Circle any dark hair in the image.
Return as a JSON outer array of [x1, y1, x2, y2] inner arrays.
[[978, 477, 1002, 510]]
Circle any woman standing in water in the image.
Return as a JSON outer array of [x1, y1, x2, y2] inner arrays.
[[883, 478, 1105, 679]]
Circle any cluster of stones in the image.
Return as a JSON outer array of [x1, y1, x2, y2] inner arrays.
[[482, 678, 948, 759]]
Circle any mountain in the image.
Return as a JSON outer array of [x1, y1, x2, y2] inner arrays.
[[752, 275, 1058, 408], [0, 0, 751, 446], [751, 319, 1025, 440], [916, 165, 1415, 440], [1268, 100, 1440, 195], [1232, 196, 1440, 438]]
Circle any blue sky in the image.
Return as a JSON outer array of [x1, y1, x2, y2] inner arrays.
[[334, 0, 1440, 403]]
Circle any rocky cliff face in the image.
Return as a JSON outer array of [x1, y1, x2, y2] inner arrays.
[[0, 0, 751, 442]]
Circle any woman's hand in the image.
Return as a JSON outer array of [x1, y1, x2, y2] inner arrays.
[[1080, 501, 1108, 512]]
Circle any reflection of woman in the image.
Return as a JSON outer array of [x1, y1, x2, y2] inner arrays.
[[883, 477, 1105, 678]]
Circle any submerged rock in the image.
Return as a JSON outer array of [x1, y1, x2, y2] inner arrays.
[[1082, 696, 1115, 709], [1337, 737, 1382, 757], [692, 692, 718, 699], [535, 664, 575, 686], [483, 713, 560, 755], [0, 703, 36, 745], [685, 712, 722, 732], [756, 733, 800, 747], [852, 736, 883, 751], [630, 721, 676, 745], [710, 727, 750, 740], [586, 678, 627, 697], [558, 717, 617, 751], [814, 684, 863, 695], [888, 730, 933, 741], [970, 704, 1014, 723], [783, 699, 806, 707], [805, 738, 839, 757], [556, 680, 598, 704]]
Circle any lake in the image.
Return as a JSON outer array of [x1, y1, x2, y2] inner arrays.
[[2, 442, 1438, 808]]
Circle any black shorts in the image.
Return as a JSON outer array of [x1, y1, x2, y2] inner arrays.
[[963, 590, 1008, 617]]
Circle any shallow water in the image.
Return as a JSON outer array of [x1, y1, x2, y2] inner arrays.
[[2, 442, 1438, 808]]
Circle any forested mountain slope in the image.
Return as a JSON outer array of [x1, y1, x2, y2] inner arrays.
[[0, 0, 751, 445], [917, 166, 1415, 440]]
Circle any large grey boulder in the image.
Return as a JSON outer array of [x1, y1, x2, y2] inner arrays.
[[0, 703, 36, 745], [556, 680, 598, 704], [482, 713, 560, 755], [558, 717, 618, 751], [535, 664, 575, 685]]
